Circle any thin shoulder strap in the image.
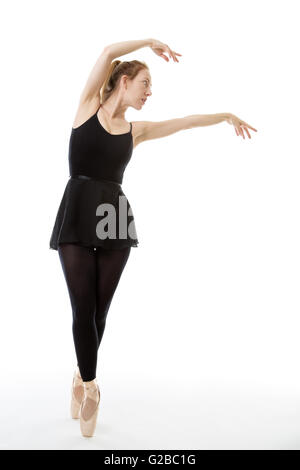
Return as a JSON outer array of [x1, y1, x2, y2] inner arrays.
[[130, 122, 132, 132]]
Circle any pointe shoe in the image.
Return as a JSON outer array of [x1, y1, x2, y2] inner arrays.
[[70, 366, 84, 419], [80, 379, 101, 437]]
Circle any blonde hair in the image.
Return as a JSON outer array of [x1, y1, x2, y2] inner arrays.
[[100, 59, 149, 104]]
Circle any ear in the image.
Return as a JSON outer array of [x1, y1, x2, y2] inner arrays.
[[122, 74, 129, 89]]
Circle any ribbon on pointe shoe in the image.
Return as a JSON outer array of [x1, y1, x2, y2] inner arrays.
[[81, 381, 100, 421]]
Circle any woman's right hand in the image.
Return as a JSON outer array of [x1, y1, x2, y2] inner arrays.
[[150, 39, 182, 63]]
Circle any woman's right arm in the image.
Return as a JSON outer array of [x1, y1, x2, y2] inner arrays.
[[105, 38, 154, 60], [78, 39, 153, 103], [78, 49, 113, 103]]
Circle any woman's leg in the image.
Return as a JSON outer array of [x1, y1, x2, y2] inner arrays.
[[95, 246, 131, 353], [58, 243, 98, 382]]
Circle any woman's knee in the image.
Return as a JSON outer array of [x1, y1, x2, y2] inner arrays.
[[72, 302, 96, 324]]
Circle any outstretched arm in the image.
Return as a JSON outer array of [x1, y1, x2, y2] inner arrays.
[[133, 113, 257, 146], [185, 113, 257, 139]]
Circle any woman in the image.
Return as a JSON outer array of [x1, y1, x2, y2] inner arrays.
[[49, 38, 257, 438]]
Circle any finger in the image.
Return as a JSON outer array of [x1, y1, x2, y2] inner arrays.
[[242, 126, 250, 139], [242, 121, 257, 132], [172, 51, 179, 62], [160, 53, 169, 61], [235, 128, 239, 136], [165, 46, 171, 57], [239, 127, 245, 139], [167, 47, 177, 62], [243, 126, 251, 139], [164, 48, 171, 61], [168, 48, 176, 62], [171, 50, 179, 62]]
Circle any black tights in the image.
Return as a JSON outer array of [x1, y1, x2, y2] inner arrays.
[[58, 243, 131, 381]]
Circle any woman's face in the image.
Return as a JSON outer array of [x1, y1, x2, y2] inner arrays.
[[128, 69, 152, 110]]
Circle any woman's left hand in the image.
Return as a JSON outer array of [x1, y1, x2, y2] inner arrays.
[[226, 113, 258, 139]]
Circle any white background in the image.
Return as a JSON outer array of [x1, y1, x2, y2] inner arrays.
[[1, 0, 299, 450]]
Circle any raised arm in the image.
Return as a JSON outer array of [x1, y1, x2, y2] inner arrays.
[[105, 38, 181, 62], [78, 48, 112, 103], [78, 37, 181, 105], [105, 38, 154, 60], [77, 39, 154, 104]]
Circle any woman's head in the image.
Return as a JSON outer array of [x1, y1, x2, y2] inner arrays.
[[100, 60, 152, 110]]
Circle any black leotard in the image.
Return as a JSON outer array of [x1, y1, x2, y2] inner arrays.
[[49, 106, 139, 250]]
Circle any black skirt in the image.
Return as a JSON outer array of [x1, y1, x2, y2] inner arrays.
[[49, 176, 139, 250]]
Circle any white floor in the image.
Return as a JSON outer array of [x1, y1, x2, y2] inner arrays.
[[1, 371, 300, 450]]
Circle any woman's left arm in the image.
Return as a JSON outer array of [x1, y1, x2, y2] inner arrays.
[[133, 113, 258, 147], [186, 113, 258, 139]]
